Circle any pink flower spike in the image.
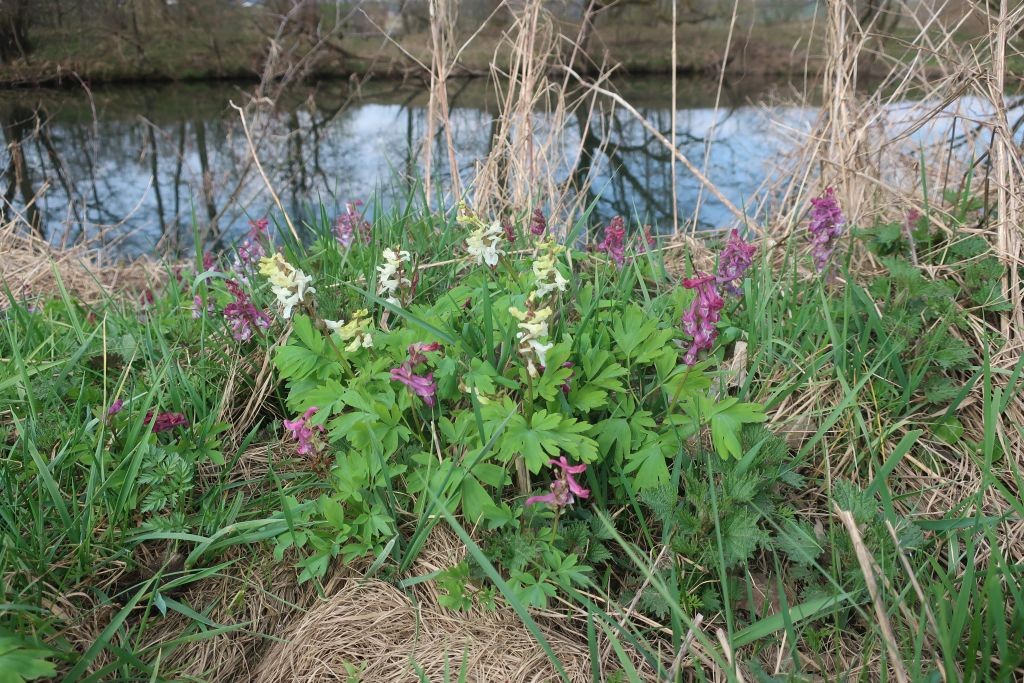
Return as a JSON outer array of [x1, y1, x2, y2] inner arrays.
[[501, 216, 516, 242], [529, 208, 547, 237], [223, 279, 272, 341], [237, 218, 269, 268], [680, 272, 724, 366], [407, 341, 443, 366], [283, 406, 325, 457], [551, 455, 586, 475], [390, 364, 437, 407], [526, 491, 560, 506], [716, 229, 756, 297], [550, 456, 590, 499], [107, 398, 124, 416], [144, 411, 190, 433], [597, 216, 626, 266], [808, 187, 845, 272], [335, 201, 371, 247]]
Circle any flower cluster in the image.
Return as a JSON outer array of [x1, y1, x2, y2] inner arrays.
[[390, 343, 439, 407], [597, 215, 626, 266], [238, 218, 269, 268], [526, 456, 589, 508], [509, 297, 554, 378], [716, 229, 756, 296], [144, 411, 190, 433], [259, 253, 316, 319], [529, 208, 547, 237], [223, 279, 272, 341], [192, 295, 216, 320], [377, 246, 412, 306], [681, 273, 725, 366], [808, 187, 845, 272], [283, 406, 325, 457], [501, 216, 516, 242], [635, 226, 657, 254], [407, 341, 442, 365], [532, 239, 568, 299], [335, 201, 371, 248], [461, 204, 506, 267], [108, 398, 124, 416], [325, 309, 374, 352]]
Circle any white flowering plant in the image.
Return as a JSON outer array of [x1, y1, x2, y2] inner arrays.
[[254, 202, 774, 611]]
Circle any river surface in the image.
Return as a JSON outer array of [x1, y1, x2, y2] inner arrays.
[[1, 77, 1019, 257]]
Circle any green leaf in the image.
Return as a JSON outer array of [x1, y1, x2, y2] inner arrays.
[[321, 496, 346, 530], [623, 439, 671, 489], [274, 345, 323, 380], [0, 637, 56, 683], [709, 399, 767, 460], [292, 314, 324, 354], [731, 592, 851, 647], [568, 384, 608, 412], [499, 409, 598, 472], [460, 476, 496, 524]]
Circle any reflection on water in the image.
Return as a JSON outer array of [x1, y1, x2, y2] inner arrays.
[[8, 77, 1016, 258], [1, 77, 805, 256]]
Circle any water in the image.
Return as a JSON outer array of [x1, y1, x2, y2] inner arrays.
[[5, 77, 1016, 258]]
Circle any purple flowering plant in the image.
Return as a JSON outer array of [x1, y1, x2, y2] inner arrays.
[[264, 204, 766, 595], [808, 187, 845, 272]]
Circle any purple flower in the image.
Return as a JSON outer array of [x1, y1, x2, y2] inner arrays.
[[407, 341, 442, 366], [716, 229, 756, 296], [390, 363, 437, 407], [597, 216, 626, 266], [561, 361, 574, 396], [636, 226, 657, 253], [529, 208, 547, 237], [144, 411, 190, 433], [192, 295, 216, 319], [223, 280, 272, 341], [283, 406, 325, 457], [107, 398, 124, 416], [237, 219, 269, 268], [501, 216, 516, 243], [808, 188, 845, 272], [526, 456, 590, 507], [335, 201, 371, 248], [202, 251, 216, 271], [681, 272, 724, 366]]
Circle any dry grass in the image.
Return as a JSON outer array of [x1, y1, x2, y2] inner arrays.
[[0, 221, 162, 309], [134, 527, 656, 682]]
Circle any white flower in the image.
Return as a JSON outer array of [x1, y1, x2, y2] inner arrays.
[[528, 338, 553, 366], [377, 246, 412, 305], [533, 240, 568, 299], [466, 220, 505, 267], [509, 300, 554, 377], [273, 287, 303, 319], [259, 254, 316, 320], [334, 309, 374, 352]]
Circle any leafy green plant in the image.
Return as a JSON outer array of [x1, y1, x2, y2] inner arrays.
[[0, 635, 56, 683]]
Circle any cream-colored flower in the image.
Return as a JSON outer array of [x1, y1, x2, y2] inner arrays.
[[532, 240, 567, 298], [377, 246, 412, 305], [334, 308, 374, 352], [466, 220, 505, 267], [259, 254, 316, 319], [509, 300, 554, 377]]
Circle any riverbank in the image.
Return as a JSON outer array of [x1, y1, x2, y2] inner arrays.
[[8, 12, 1016, 89], [3, 178, 1022, 679]]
